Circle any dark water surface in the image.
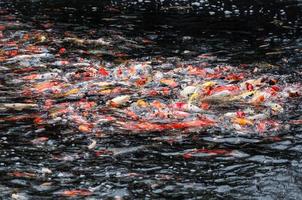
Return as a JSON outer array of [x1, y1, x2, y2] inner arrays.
[[0, 1, 302, 199]]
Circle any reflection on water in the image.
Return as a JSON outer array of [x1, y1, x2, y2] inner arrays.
[[0, 1, 302, 199]]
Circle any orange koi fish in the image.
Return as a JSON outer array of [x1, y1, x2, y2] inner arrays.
[[208, 85, 240, 96], [13, 67, 37, 74], [8, 171, 36, 178], [22, 74, 39, 80], [99, 67, 109, 76], [160, 78, 178, 88], [34, 81, 61, 92], [226, 73, 245, 81], [122, 118, 215, 132], [61, 189, 92, 197]]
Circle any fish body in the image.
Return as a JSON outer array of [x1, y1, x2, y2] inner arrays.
[[0, 103, 38, 111], [7, 53, 53, 62], [108, 95, 131, 107]]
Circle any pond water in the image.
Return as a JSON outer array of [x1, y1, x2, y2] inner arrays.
[[0, 1, 302, 199]]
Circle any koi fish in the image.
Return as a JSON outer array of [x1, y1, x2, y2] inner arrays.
[[160, 78, 178, 88], [250, 92, 267, 105], [266, 103, 284, 114], [0, 103, 37, 111], [120, 118, 215, 132], [170, 102, 203, 113], [7, 53, 53, 62], [61, 189, 92, 197], [170, 111, 191, 119], [187, 66, 207, 76], [256, 120, 281, 133], [22, 72, 58, 80], [226, 73, 245, 82], [0, 114, 38, 122], [61, 88, 80, 97], [233, 117, 254, 126], [8, 171, 36, 178], [13, 67, 37, 74], [75, 101, 96, 110], [136, 99, 149, 107], [289, 120, 302, 125], [208, 85, 240, 96], [33, 81, 62, 93], [49, 107, 70, 118], [108, 95, 131, 107], [78, 124, 93, 133], [98, 67, 109, 76], [87, 139, 97, 149], [143, 87, 171, 97], [180, 86, 198, 98], [64, 37, 111, 46]]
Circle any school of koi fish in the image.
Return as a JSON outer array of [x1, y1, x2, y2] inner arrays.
[[1, 0, 302, 199], [1, 13, 301, 136]]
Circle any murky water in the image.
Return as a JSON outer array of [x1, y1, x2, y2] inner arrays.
[[1, 1, 302, 199]]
